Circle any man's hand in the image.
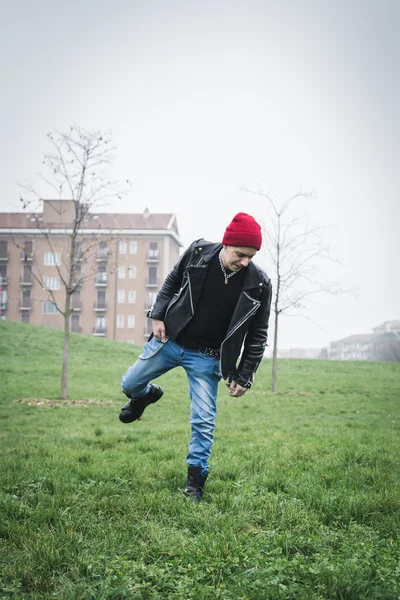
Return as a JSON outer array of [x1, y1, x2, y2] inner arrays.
[[227, 380, 247, 398], [152, 319, 167, 342]]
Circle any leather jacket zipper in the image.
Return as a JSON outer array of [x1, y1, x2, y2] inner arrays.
[[219, 296, 261, 380], [185, 256, 202, 317]]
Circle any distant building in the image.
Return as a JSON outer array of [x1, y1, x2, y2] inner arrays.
[[372, 321, 400, 362], [372, 320, 400, 334], [329, 334, 375, 361], [276, 347, 323, 359], [329, 320, 400, 361], [0, 200, 182, 343]]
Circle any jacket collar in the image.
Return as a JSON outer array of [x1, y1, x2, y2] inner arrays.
[[193, 241, 268, 290]]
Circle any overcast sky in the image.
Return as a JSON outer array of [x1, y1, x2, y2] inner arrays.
[[1, 0, 399, 350]]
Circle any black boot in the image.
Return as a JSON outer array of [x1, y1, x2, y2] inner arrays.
[[183, 466, 208, 502], [119, 384, 163, 423]]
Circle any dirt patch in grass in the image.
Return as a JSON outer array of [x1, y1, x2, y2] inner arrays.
[[13, 398, 116, 407]]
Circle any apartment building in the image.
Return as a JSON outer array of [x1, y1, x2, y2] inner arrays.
[[329, 320, 400, 361], [329, 334, 375, 360], [0, 200, 182, 343], [372, 320, 400, 334]]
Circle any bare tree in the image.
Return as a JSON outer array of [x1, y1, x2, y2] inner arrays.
[[244, 187, 341, 392], [18, 125, 130, 400]]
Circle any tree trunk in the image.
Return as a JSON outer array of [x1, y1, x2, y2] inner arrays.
[[61, 294, 71, 400], [271, 308, 279, 392]]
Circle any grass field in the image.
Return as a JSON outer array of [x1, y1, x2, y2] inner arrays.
[[1, 320, 399, 600]]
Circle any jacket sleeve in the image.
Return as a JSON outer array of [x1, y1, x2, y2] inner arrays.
[[234, 278, 273, 388], [147, 241, 197, 321]]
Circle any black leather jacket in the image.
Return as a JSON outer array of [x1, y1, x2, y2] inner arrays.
[[148, 240, 272, 388]]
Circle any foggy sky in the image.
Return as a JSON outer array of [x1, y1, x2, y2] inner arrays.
[[0, 0, 399, 349]]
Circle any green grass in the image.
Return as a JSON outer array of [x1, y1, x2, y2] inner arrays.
[[0, 320, 399, 600]]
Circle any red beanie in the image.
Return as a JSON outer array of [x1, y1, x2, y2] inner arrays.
[[222, 213, 262, 250]]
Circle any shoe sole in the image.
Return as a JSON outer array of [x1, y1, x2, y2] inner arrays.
[[119, 386, 163, 423]]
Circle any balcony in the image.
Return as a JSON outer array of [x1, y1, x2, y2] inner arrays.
[[95, 274, 108, 286], [20, 251, 33, 262], [20, 276, 32, 286], [146, 279, 158, 288], [96, 249, 109, 262], [93, 327, 106, 336], [147, 251, 159, 262], [93, 302, 107, 311], [19, 302, 32, 311]]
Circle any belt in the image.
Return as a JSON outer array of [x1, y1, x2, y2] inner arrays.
[[180, 344, 220, 360], [199, 347, 221, 359]]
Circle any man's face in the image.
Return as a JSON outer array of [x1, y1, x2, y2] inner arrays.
[[222, 246, 257, 271]]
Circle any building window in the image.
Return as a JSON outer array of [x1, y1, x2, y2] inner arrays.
[[118, 266, 126, 279], [128, 290, 136, 304], [71, 314, 80, 333], [128, 315, 135, 329], [119, 241, 127, 255], [0, 264, 7, 283], [73, 263, 82, 282], [97, 265, 107, 282], [148, 265, 157, 285], [95, 316, 106, 334], [73, 241, 82, 263], [96, 290, 106, 309], [43, 301, 58, 314], [118, 290, 125, 304], [22, 240, 33, 260], [43, 276, 60, 291], [44, 252, 61, 266], [149, 241, 158, 258], [0, 240, 8, 259], [71, 290, 81, 310], [98, 241, 108, 259], [21, 312, 30, 324], [22, 265, 32, 283], [117, 315, 124, 328], [130, 241, 137, 255], [96, 316, 105, 329], [21, 289, 31, 308], [129, 265, 137, 279]]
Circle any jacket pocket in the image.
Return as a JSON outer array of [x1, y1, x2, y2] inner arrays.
[[165, 281, 188, 320]]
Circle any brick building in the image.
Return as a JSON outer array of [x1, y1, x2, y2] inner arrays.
[[0, 200, 182, 343]]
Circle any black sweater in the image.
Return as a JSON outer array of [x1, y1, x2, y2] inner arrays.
[[176, 253, 246, 349]]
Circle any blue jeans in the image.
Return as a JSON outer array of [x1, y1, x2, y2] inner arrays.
[[121, 337, 221, 476]]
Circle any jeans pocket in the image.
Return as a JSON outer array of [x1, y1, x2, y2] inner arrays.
[[139, 336, 169, 360]]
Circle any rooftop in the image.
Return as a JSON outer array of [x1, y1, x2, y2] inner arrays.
[[330, 334, 374, 345]]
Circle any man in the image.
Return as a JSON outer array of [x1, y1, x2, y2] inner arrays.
[[119, 213, 272, 501]]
